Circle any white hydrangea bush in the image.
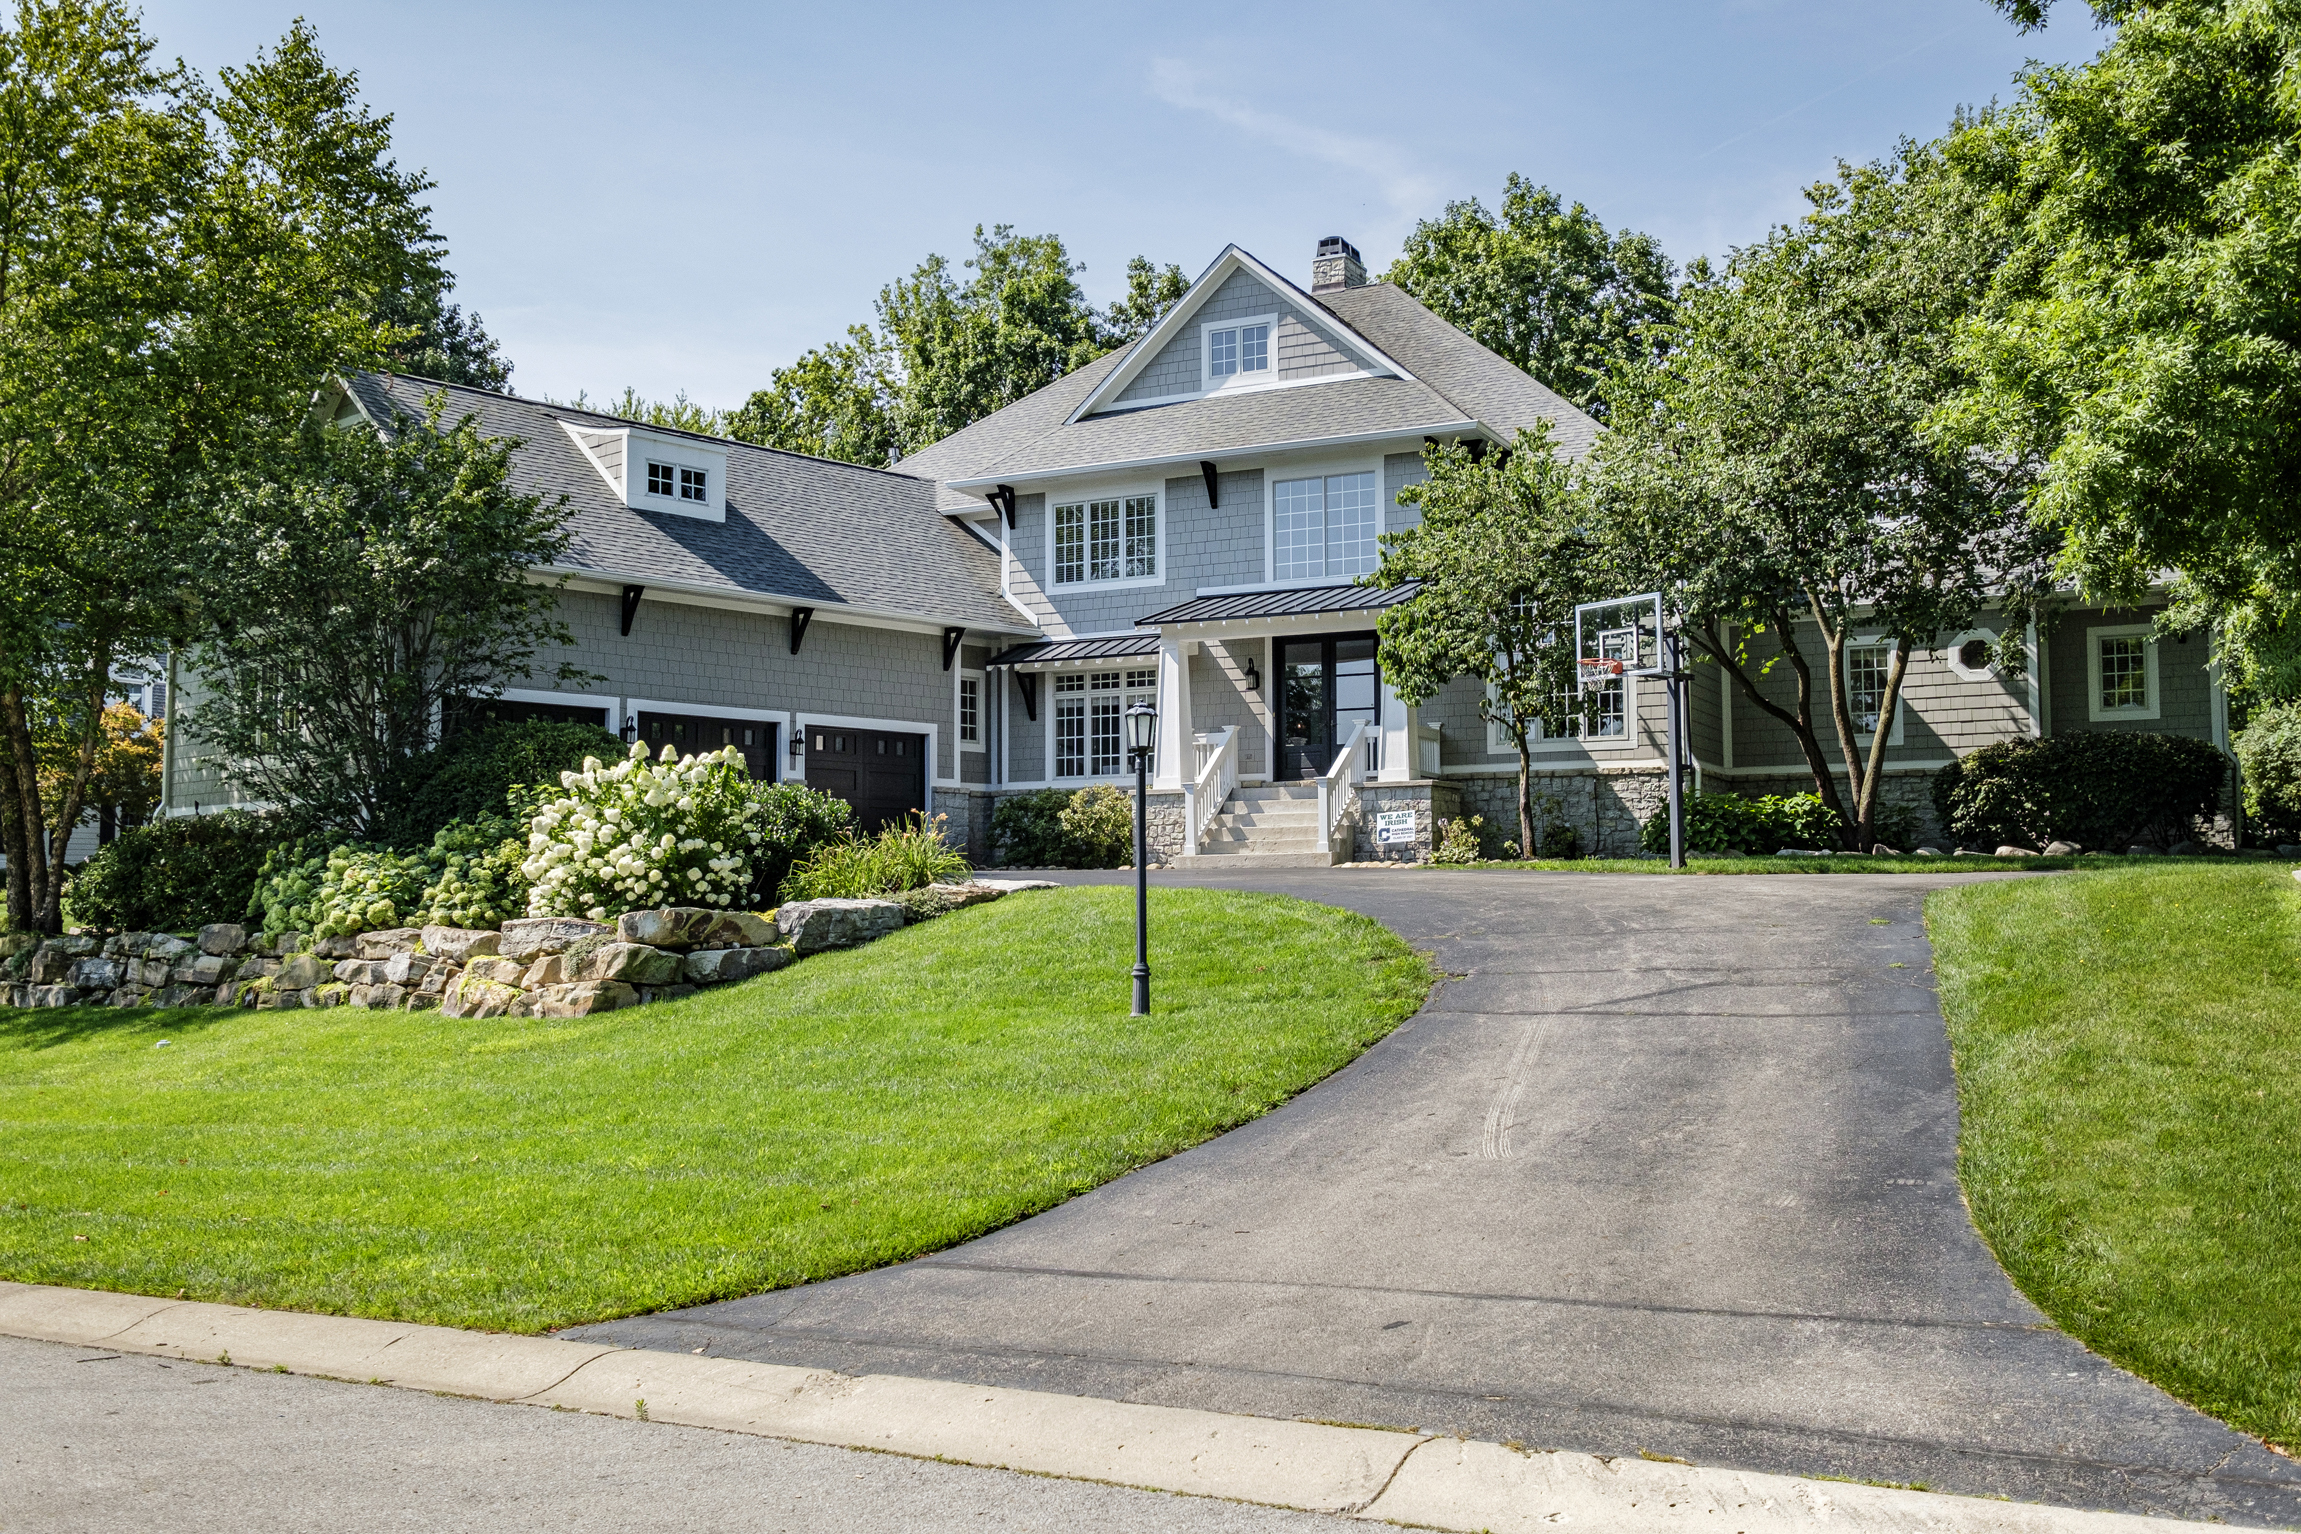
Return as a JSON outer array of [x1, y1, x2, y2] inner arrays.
[[522, 742, 764, 920]]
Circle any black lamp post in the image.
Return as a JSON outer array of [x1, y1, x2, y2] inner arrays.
[[1124, 698, 1157, 1016]]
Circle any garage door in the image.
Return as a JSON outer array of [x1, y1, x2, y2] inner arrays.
[[634, 711, 777, 779], [805, 727, 925, 833]]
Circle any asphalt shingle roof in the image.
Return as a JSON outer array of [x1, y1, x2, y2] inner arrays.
[[343, 373, 1031, 634]]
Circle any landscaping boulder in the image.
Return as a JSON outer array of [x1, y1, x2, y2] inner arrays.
[[313, 935, 358, 959], [350, 982, 407, 1009], [170, 954, 231, 986], [561, 939, 684, 987], [1994, 845, 2037, 858], [774, 898, 905, 955], [499, 917, 614, 962], [683, 945, 792, 985], [48, 934, 98, 958], [25, 985, 73, 1007], [419, 925, 500, 963], [520, 955, 563, 988], [969, 878, 1060, 893], [636, 984, 698, 1005], [929, 882, 1008, 910], [0, 931, 38, 961], [135, 957, 171, 988], [2044, 840, 2082, 855], [513, 979, 636, 1018], [156, 984, 209, 1008], [356, 928, 423, 961], [68, 957, 123, 992], [456, 956, 522, 986], [276, 954, 326, 989], [145, 934, 193, 962], [332, 959, 381, 985], [699, 911, 777, 948], [198, 923, 247, 956], [311, 983, 349, 1009], [381, 952, 433, 986], [441, 973, 524, 1019], [616, 907, 720, 950]]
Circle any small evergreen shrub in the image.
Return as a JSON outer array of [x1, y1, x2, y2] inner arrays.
[[1641, 791, 1847, 855], [744, 782, 855, 904], [779, 813, 971, 901], [1057, 785, 1134, 868], [2234, 702, 2301, 844], [1933, 732, 2229, 851], [991, 789, 1074, 867], [378, 717, 625, 847], [522, 743, 763, 920], [63, 808, 306, 932]]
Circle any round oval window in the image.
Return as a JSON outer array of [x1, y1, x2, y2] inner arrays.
[[1958, 639, 1991, 671]]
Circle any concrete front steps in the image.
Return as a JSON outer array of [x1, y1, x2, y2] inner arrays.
[[1189, 783, 1344, 867]]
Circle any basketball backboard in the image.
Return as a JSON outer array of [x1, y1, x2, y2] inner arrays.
[[1572, 592, 1666, 678]]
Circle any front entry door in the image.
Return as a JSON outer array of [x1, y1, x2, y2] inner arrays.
[[805, 727, 926, 832], [635, 711, 776, 779], [1277, 634, 1380, 780]]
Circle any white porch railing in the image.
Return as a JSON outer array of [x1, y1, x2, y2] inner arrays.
[[1417, 720, 1442, 778], [1181, 726, 1238, 857], [1318, 719, 1373, 857]]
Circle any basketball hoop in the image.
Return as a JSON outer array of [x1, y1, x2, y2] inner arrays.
[[1577, 657, 1624, 691]]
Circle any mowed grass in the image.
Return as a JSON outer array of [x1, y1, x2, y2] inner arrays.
[[1430, 853, 2237, 875], [0, 886, 1428, 1334], [1929, 864, 2301, 1444]]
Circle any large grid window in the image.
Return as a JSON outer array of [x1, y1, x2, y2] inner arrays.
[[2099, 636, 2149, 711], [1274, 471, 1380, 581], [1848, 643, 1894, 734], [1207, 323, 1269, 382], [1053, 667, 1157, 777], [1052, 495, 1156, 585]]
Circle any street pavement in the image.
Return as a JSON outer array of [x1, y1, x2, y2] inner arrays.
[[572, 867, 2301, 1527], [0, 1332, 1351, 1533]]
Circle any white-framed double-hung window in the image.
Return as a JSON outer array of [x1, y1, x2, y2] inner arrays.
[[1272, 470, 1380, 582], [957, 670, 984, 751], [1052, 493, 1157, 586], [2088, 624, 2160, 720], [1204, 314, 1274, 390], [1845, 638, 1905, 743], [1052, 667, 1157, 778]]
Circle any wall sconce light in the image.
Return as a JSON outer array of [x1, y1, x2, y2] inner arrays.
[[789, 729, 806, 763], [1243, 658, 1262, 693], [619, 715, 638, 745]]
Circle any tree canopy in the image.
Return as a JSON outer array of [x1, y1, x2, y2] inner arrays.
[[1385, 175, 1676, 421], [1950, 0, 2301, 699]]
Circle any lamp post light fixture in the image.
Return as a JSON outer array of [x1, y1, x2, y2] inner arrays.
[[1124, 698, 1158, 1017]]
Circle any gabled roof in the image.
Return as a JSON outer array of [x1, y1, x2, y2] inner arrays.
[[338, 373, 1035, 635], [894, 246, 1600, 497]]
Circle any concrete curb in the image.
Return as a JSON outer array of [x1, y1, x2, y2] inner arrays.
[[0, 1281, 2223, 1532]]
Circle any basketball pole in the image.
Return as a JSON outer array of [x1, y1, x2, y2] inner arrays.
[[1664, 629, 1686, 869]]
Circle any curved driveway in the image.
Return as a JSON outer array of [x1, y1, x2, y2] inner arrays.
[[572, 869, 2301, 1526]]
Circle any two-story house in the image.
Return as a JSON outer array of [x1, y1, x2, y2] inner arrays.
[[161, 237, 2235, 859]]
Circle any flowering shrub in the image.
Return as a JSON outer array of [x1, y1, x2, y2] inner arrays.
[[522, 743, 762, 920], [413, 814, 527, 929], [248, 841, 434, 942]]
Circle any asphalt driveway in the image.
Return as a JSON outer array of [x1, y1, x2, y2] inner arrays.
[[571, 868, 2301, 1525]]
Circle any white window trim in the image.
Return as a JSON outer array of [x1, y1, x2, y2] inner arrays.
[[624, 696, 790, 779], [1044, 664, 1161, 784], [1484, 677, 1638, 754], [1264, 458, 1385, 585], [1844, 636, 1907, 747], [1202, 312, 1279, 393], [2087, 623, 2161, 721], [956, 668, 986, 752], [490, 686, 628, 732], [1945, 627, 1999, 682], [793, 710, 951, 795], [1045, 484, 1165, 592]]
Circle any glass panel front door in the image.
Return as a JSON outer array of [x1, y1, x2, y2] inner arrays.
[[1277, 634, 1381, 780]]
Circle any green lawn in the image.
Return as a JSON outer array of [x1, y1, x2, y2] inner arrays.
[[1424, 852, 2239, 875], [0, 886, 1428, 1333], [1929, 863, 2301, 1445]]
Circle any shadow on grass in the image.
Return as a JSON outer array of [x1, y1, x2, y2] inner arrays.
[[0, 1002, 239, 1051]]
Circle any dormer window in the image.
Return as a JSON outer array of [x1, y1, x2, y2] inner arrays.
[[1204, 315, 1275, 390], [647, 462, 675, 497], [679, 466, 707, 502], [645, 462, 708, 502], [563, 422, 728, 523]]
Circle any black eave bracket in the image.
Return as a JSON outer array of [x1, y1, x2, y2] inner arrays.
[[620, 585, 644, 637], [988, 485, 1017, 528], [789, 607, 814, 655], [1017, 673, 1039, 722], [1199, 461, 1220, 509], [941, 626, 966, 671]]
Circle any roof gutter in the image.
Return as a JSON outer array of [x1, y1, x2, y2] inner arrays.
[[948, 420, 1485, 492], [532, 566, 1043, 640]]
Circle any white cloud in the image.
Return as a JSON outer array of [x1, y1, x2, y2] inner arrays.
[[1147, 58, 1440, 216]]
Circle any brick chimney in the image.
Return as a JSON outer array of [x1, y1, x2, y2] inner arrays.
[[1310, 235, 1366, 293]]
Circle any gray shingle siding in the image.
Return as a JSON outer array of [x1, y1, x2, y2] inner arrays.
[[2047, 607, 2216, 740], [1108, 269, 1362, 406], [1188, 642, 1269, 778]]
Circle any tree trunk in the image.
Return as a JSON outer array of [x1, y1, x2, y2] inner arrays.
[[0, 730, 26, 932], [1815, 607, 1863, 851], [36, 649, 114, 932], [1852, 643, 1914, 850], [1516, 731, 1538, 858], [1686, 614, 1853, 833], [0, 686, 50, 933]]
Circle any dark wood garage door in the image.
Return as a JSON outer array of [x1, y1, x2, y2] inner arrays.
[[635, 711, 777, 779], [805, 727, 925, 833]]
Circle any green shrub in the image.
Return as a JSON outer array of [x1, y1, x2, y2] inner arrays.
[[1641, 791, 1847, 855], [2234, 702, 2301, 844], [779, 813, 971, 901], [1432, 815, 1484, 864], [1057, 785, 1134, 868], [522, 743, 762, 921], [412, 814, 528, 929], [378, 718, 625, 847], [744, 782, 855, 904], [1934, 732, 2229, 851], [992, 786, 1136, 868], [248, 840, 435, 942], [62, 809, 308, 932], [991, 789, 1074, 867]]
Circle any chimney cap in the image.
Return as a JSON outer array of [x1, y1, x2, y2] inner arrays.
[[1316, 235, 1362, 263]]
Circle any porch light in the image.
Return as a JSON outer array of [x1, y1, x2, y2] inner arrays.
[[1125, 699, 1157, 1017], [1243, 657, 1262, 693], [619, 715, 638, 745]]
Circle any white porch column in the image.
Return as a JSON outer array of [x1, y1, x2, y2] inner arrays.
[[1155, 634, 1192, 791], [1379, 675, 1414, 783]]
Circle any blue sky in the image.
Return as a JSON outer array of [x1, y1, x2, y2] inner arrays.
[[142, 1, 2100, 408]]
